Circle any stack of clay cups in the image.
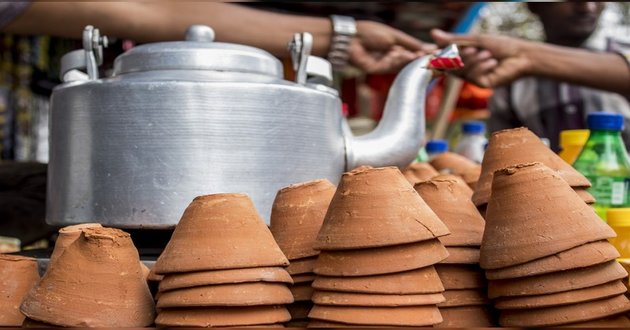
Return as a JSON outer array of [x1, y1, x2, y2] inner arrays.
[[472, 127, 592, 217], [270, 179, 336, 327], [0, 254, 40, 326], [307, 166, 451, 327], [430, 152, 482, 190], [414, 175, 494, 327], [402, 162, 439, 185], [20, 227, 155, 327], [153, 194, 294, 328], [481, 163, 630, 327]]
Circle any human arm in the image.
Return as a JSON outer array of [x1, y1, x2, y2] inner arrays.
[[431, 29, 630, 95], [4, 2, 436, 73]]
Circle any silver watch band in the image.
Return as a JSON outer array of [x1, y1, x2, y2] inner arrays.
[[328, 15, 357, 70]]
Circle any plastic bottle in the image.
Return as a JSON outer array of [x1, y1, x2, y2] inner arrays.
[[573, 112, 630, 221], [454, 121, 487, 164], [425, 139, 449, 161], [559, 129, 590, 165], [416, 147, 429, 163], [607, 208, 630, 261]]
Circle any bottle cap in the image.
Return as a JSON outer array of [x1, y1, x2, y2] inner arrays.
[[461, 121, 486, 134], [607, 208, 630, 227], [426, 139, 449, 154], [587, 112, 624, 131], [560, 129, 590, 147]]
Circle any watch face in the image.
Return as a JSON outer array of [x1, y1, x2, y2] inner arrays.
[[331, 15, 357, 36]]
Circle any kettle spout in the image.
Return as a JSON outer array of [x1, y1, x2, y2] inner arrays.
[[345, 55, 434, 170], [345, 45, 463, 171]]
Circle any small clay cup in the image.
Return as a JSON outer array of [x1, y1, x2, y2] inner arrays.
[[154, 193, 289, 274], [155, 305, 291, 327], [402, 162, 439, 184], [481, 163, 615, 270], [435, 306, 495, 328], [575, 188, 596, 204], [314, 166, 450, 250], [414, 178, 484, 247], [290, 282, 314, 301], [440, 247, 480, 264], [559, 315, 630, 327], [485, 240, 619, 280], [158, 267, 293, 292], [270, 179, 336, 260], [0, 254, 40, 326], [312, 265, 443, 294], [494, 280, 628, 310], [307, 320, 409, 328], [439, 289, 488, 307], [49, 223, 103, 264], [147, 266, 164, 282], [292, 274, 316, 284], [312, 290, 445, 307], [20, 227, 155, 327], [430, 152, 482, 189], [472, 127, 590, 206], [287, 256, 317, 275], [156, 282, 294, 307], [314, 239, 448, 276], [499, 294, 630, 327], [308, 304, 443, 326], [435, 264, 486, 290], [487, 260, 627, 299]]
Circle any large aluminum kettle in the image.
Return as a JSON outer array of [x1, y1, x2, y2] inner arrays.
[[47, 25, 457, 228]]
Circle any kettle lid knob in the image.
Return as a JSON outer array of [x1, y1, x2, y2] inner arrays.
[[185, 25, 215, 42]]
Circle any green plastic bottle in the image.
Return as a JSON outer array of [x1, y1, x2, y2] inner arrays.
[[573, 112, 630, 221]]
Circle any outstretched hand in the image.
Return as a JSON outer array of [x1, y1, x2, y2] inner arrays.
[[350, 21, 438, 74], [430, 29, 534, 87]]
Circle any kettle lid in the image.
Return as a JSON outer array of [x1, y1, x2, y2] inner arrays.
[[112, 25, 283, 77]]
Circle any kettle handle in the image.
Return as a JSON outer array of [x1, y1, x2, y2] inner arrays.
[[60, 25, 108, 82]]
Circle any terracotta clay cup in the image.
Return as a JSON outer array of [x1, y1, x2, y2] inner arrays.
[[499, 294, 630, 327], [292, 274, 316, 284], [485, 240, 619, 280], [290, 282, 314, 302], [312, 266, 444, 294], [430, 152, 482, 189], [414, 178, 484, 247], [402, 162, 439, 184], [0, 254, 40, 326], [313, 166, 450, 251], [439, 289, 488, 307], [472, 127, 590, 207], [575, 188, 596, 204], [158, 267, 293, 292], [487, 260, 627, 299], [481, 163, 615, 270], [20, 227, 155, 327], [270, 179, 336, 260], [155, 305, 291, 327], [308, 304, 443, 326], [560, 315, 630, 327], [307, 320, 410, 328], [287, 256, 317, 275], [435, 264, 486, 290], [312, 290, 445, 307], [154, 193, 289, 274], [494, 280, 628, 310], [435, 306, 495, 328], [49, 223, 103, 264], [157, 282, 294, 307], [441, 247, 480, 264], [147, 266, 164, 282], [314, 239, 448, 276]]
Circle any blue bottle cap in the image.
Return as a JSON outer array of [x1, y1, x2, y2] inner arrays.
[[462, 121, 486, 134], [587, 112, 624, 131], [426, 139, 449, 154]]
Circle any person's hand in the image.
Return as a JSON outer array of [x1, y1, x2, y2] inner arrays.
[[430, 29, 534, 88], [349, 21, 438, 74]]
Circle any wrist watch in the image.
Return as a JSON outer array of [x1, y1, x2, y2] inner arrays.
[[328, 15, 357, 71]]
